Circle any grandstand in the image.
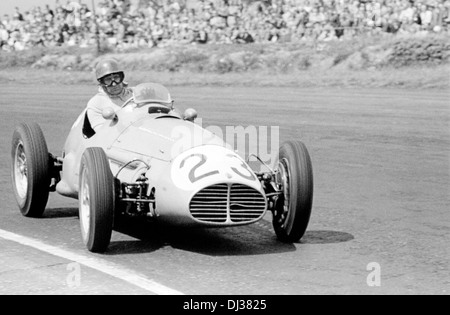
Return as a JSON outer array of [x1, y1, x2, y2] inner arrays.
[[1, 0, 449, 51]]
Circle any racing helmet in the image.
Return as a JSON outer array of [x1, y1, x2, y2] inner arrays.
[[95, 58, 124, 81]]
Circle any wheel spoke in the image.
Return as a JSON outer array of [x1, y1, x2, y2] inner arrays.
[[274, 158, 291, 227], [79, 168, 91, 242], [14, 143, 28, 201]]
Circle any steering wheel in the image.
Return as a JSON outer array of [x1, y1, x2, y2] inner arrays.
[[121, 97, 135, 108]]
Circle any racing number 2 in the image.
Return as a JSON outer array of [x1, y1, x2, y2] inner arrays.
[[180, 154, 219, 183], [179, 154, 255, 183]]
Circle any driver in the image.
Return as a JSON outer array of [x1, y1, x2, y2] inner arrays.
[[86, 58, 133, 132]]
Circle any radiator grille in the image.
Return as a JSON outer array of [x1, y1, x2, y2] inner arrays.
[[190, 184, 228, 223], [189, 184, 266, 224], [229, 184, 267, 222]]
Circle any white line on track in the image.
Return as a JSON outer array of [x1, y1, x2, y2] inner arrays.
[[0, 229, 184, 295]]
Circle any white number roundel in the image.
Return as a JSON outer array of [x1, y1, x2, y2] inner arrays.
[[171, 146, 256, 190]]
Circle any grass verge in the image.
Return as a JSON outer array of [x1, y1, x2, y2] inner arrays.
[[1, 65, 448, 90]]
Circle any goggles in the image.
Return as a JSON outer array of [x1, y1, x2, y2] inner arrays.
[[99, 72, 125, 87]]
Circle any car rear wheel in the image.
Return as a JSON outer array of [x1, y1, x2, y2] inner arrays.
[[79, 147, 115, 253], [273, 141, 313, 243], [11, 123, 51, 217]]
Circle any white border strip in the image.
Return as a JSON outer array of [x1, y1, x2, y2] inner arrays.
[[0, 229, 184, 295]]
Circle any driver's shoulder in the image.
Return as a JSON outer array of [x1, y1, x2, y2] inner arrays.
[[87, 91, 119, 112], [87, 93, 108, 108]]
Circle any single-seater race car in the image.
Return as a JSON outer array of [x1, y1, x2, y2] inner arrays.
[[11, 83, 314, 253]]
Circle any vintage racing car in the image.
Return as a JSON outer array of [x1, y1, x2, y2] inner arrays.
[[11, 83, 314, 253]]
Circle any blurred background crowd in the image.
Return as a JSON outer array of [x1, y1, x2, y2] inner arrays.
[[1, 0, 449, 51]]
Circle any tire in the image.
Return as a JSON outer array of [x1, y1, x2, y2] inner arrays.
[[11, 123, 51, 217], [79, 147, 115, 253], [273, 141, 314, 243]]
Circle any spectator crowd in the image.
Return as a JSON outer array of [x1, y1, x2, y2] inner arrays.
[[1, 0, 450, 51]]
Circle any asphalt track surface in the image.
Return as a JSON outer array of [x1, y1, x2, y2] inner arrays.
[[0, 84, 449, 295]]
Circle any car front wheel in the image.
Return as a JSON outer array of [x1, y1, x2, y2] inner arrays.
[[273, 141, 314, 243], [11, 123, 50, 218], [79, 147, 115, 253]]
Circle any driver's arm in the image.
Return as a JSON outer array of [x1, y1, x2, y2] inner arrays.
[[86, 97, 108, 132]]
